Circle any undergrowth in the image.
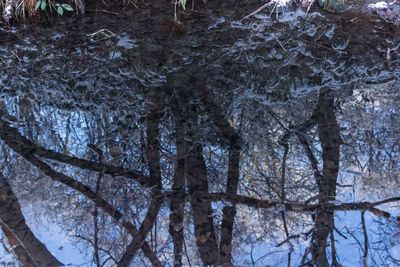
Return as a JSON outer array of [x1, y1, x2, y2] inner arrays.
[[0, 0, 192, 21], [1, 0, 80, 19]]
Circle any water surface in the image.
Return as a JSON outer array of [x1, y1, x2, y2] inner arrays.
[[0, 2, 399, 266]]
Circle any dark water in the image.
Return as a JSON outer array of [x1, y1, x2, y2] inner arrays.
[[0, 2, 399, 266]]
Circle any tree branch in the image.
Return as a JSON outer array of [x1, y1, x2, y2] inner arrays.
[[0, 144, 161, 266], [0, 120, 149, 187], [207, 193, 400, 217]]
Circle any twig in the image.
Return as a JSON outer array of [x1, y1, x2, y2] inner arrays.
[[346, 227, 365, 255], [75, 235, 118, 265], [86, 29, 116, 41], [86, 9, 119, 15], [270, 25, 343, 54], [276, 234, 300, 247], [11, 50, 21, 61], [334, 226, 348, 239], [273, 34, 287, 52], [241, 2, 273, 21], [305, 0, 315, 16]]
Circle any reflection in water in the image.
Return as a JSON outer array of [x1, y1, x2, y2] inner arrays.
[[0, 3, 399, 267]]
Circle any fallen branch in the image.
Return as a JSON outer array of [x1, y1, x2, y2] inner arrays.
[[241, 2, 273, 21]]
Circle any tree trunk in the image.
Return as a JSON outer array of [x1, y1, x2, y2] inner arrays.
[[117, 88, 165, 266], [186, 143, 219, 266], [0, 177, 62, 267], [311, 89, 342, 267], [1, 223, 36, 267], [196, 78, 242, 266], [169, 104, 187, 267], [167, 71, 220, 265]]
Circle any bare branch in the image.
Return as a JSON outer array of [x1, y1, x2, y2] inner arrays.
[[0, 120, 149, 187], [0, 144, 162, 266], [207, 193, 400, 216]]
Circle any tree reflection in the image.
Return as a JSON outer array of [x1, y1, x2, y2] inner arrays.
[[0, 8, 399, 264], [0, 66, 398, 266]]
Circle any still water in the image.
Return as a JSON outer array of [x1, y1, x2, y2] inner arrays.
[[0, 1, 399, 266]]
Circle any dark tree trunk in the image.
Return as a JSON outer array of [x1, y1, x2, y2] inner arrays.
[[311, 89, 342, 267], [219, 147, 240, 267], [117, 89, 165, 266], [186, 143, 219, 266], [1, 223, 36, 267], [0, 177, 62, 267], [168, 71, 220, 266], [169, 104, 187, 267], [195, 78, 243, 266]]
